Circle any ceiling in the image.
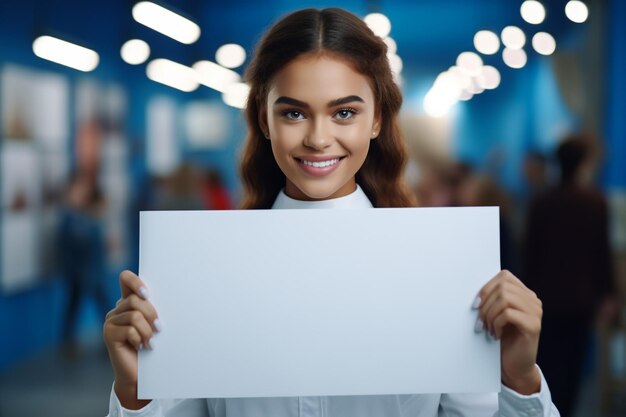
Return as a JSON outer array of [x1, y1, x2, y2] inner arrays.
[[0, 0, 587, 80]]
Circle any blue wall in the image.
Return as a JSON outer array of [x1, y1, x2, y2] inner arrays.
[[604, 0, 626, 189]]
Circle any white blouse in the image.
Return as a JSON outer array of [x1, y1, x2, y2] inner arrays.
[[107, 185, 560, 417]]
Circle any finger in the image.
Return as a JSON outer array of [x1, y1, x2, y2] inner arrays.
[[104, 321, 143, 350], [105, 307, 115, 321], [483, 288, 538, 324], [477, 278, 516, 332], [509, 280, 542, 310], [492, 308, 541, 340], [109, 310, 155, 348], [114, 294, 160, 331], [481, 281, 540, 325], [105, 298, 126, 321], [119, 270, 149, 300], [476, 271, 506, 310], [477, 270, 525, 301], [483, 292, 542, 337]]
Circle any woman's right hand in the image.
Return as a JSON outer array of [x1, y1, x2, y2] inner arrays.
[[103, 270, 161, 410]]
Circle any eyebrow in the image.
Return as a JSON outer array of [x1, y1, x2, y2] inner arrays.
[[273, 95, 365, 108]]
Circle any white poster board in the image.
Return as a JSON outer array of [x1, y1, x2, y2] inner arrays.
[[139, 207, 501, 399]]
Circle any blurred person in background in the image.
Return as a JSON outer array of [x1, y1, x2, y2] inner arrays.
[[413, 161, 472, 207], [58, 173, 109, 358], [156, 163, 204, 211], [511, 151, 551, 254], [446, 161, 473, 207], [202, 169, 233, 210], [523, 133, 617, 416], [523, 151, 549, 199]]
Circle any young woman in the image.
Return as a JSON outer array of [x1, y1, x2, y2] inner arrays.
[[105, 8, 559, 416]]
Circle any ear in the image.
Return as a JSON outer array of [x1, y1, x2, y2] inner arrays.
[[371, 112, 382, 140], [258, 104, 270, 140]]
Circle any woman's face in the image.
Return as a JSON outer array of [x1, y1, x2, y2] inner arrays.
[[262, 53, 380, 201]]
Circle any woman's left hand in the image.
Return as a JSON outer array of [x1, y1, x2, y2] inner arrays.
[[477, 270, 543, 395]]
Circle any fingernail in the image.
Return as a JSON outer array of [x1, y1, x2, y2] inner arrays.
[[146, 338, 153, 350], [474, 317, 484, 333], [138, 343, 143, 351], [139, 286, 149, 300], [471, 296, 481, 309], [153, 318, 162, 333]]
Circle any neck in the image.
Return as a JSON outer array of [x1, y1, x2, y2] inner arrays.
[[284, 180, 357, 202]]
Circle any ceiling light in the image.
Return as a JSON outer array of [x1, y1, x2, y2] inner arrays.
[[384, 37, 397, 54], [459, 89, 474, 101], [364, 13, 391, 38], [132, 1, 200, 44], [467, 77, 485, 95], [532, 32, 556, 55], [456, 52, 483, 76], [448, 66, 472, 91], [521, 1, 546, 24], [193, 60, 241, 93], [388, 53, 403, 74], [146, 59, 199, 92], [423, 88, 456, 117], [474, 30, 500, 55], [481, 66, 501, 89], [32, 35, 99, 72], [222, 82, 250, 109], [565, 0, 589, 23], [433, 71, 463, 99], [501, 26, 526, 50], [121, 39, 150, 65], [215, 44, 246, 69], [502, 48, 527, 69]]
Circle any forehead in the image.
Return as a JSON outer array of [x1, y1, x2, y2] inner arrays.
[[268, 53, 374, 104]]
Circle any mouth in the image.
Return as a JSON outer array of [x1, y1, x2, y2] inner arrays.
[[295, 156, 346, 176], [298, 157, 341, 167]]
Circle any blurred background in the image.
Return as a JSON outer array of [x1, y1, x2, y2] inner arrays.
[[0, 0, 625, 415]]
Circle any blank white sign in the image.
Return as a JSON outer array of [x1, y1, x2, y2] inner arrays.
[[138, 207, 501, 399]]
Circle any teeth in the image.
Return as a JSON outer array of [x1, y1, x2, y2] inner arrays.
[[301, 158, 339, 168]]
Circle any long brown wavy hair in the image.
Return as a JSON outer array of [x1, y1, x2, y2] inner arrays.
[[240, 8, 416, 209]]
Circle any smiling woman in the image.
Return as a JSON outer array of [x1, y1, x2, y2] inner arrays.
[[240, 8, 415, 209], [103, 7, 561, 417]]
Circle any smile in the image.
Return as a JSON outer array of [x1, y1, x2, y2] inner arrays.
[[295, 156, 346, 176], [300, 158, 340, 168]]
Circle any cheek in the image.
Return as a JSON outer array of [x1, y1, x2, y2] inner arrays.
[[272, 127, 302, 154], [274, 122, 301, 137], [337, 125, 372, 153], [270, 129, 301, 162]]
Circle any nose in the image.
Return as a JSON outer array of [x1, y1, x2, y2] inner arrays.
[[303, 119, 333, 150]]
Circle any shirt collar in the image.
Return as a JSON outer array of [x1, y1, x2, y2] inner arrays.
[[271, 185, 374, 209]]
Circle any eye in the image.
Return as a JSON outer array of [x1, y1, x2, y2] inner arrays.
[[283, 110, 305, 120], [335, 108, 357, 120]]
